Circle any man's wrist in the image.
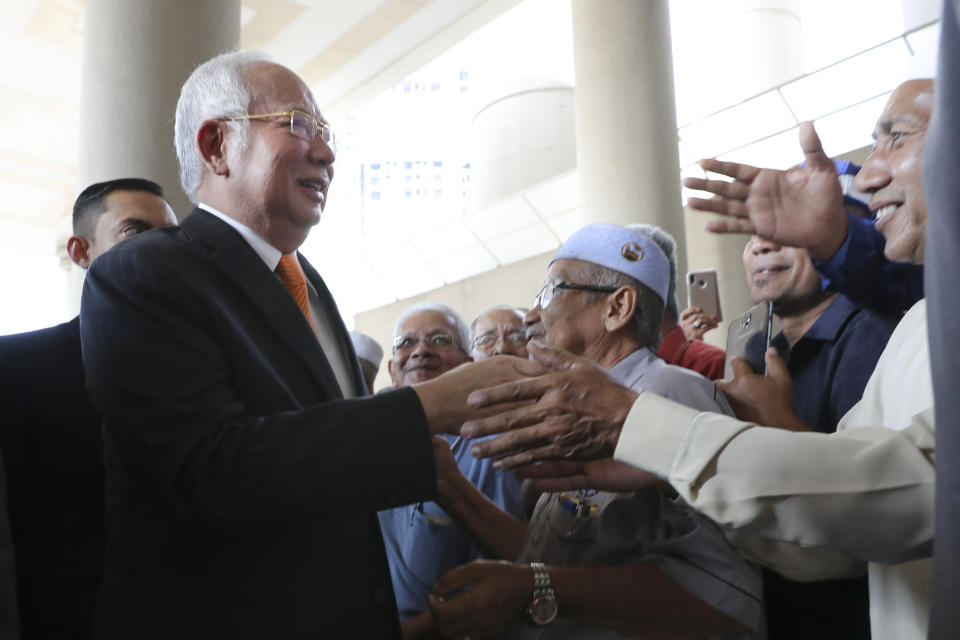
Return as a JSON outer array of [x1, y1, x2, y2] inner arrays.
[[808, 209, 849, 262]]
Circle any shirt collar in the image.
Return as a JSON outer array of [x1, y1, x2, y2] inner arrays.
[[796, 294, 862, 343], [605, 346, 658, 386], [198, 203, 283, 271]]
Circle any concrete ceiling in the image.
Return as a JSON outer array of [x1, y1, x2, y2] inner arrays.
[[0, 0, 521, 259]]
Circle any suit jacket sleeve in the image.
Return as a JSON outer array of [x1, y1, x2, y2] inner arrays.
[[80, 238, 436, 527]]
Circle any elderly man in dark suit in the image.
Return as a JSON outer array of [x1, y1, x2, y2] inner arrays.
[[0, 178, 176, 640], [80, 50, 532, 639]]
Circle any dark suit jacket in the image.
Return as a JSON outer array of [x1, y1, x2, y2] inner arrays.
[[0, 317, 104, 639], [80, 209, 437, 639]]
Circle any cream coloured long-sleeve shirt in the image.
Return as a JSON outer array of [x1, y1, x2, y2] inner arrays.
[[614, 300, 934, 640]]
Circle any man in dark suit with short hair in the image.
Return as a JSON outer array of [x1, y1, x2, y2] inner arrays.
[[80, 50, 532, 639], [0, 177, 176, 639]]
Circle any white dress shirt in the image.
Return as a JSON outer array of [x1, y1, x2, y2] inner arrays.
[[199, 203, 357, 399]]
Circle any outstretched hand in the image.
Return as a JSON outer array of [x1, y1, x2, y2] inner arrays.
[[717, 348, 808, 431], [460, 342, 639, 469], [683, 122, 849, 261], [515, 457, 668, 494], [413, 355, 547, 436]]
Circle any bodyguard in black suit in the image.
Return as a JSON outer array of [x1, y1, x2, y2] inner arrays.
[[0, 179, 176, 639], [79, 51, 533, 639]]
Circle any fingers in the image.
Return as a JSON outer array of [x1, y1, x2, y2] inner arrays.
[[764, 347, 791, 385], [798, 121, 833, 172], [514, 460, 586, 478], [680, 307, 701, 320], [686, 196, 750, 219], [697, 157, 761, 182], [507, 354, 549, 377], [526, 341, 578, 371], [717, 357, 757, 394], [466, 422, 554, 457], [490, 443, 575, 470], [730, 356, 758, 378], [433, 562, 479, 601], [704, 217, 758, 235], [682, 176, 752, 201], [467, 376, 552, 410]]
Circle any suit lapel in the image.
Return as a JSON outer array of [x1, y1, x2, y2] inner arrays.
[[180, 209, 343, 400]]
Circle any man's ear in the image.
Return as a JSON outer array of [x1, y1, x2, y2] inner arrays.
[[603, 287, 637, 333], [387, 358, 401, 387], [66, 235, 92, 270], [197, 120, 231, 176]]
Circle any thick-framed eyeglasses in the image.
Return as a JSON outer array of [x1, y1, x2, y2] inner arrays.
[[472, 329, 528, 352], [221, 110, 337, 154], [534, 281, 618, 310], [392, 332, 460, 354]]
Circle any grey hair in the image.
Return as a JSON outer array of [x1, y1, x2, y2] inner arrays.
[[581, 262, 665, 349], [174, 50, 274, 202], [628, 223, 679, 323], [470, 305, 525, 341], [393, 301, 471, 354]]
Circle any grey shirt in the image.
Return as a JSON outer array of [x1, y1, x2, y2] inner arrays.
[[509, 347, 762, 639]]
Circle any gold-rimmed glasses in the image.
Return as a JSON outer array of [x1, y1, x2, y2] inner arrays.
[[222, 110, 337, 155]]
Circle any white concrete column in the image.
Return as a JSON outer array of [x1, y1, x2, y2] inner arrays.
[[687, 0, 804, 345], [570, 0, 687, 290], [78, 0, 242, 217], [735, 0, 803, 94]]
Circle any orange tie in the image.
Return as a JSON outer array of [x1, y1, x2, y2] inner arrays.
[[276, 254, 314, 326]]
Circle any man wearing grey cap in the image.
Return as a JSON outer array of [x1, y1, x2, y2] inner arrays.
[[349, 331, 384, 393], [427, 224, 762, 639]]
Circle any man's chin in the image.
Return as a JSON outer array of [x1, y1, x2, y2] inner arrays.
[[881, 236, 925, 265], [404, 369, 439, 385]]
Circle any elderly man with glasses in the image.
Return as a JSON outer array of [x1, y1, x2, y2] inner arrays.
[[426, 224, 763, 639], [78, 50, 541, 639], [379, 302, 526, 638], [470, 306, 530, 360]]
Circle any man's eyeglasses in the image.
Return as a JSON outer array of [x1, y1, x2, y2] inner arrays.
[[472, 329, 528, 351], [534, 281, 618, 310], [221, 110, 337, 154], [392, 332, 460, 354]]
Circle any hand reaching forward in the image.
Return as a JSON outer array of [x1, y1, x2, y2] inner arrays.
[[461, 342, 639, 469], [717, 349, 808, 431], [413, 355, 547, 436], [515, 458, 669, 494], [683, 122, 849, 261], [429, 560, 532, 638]]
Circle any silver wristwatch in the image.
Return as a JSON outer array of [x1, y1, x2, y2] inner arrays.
[[527, 562, 558, 625]]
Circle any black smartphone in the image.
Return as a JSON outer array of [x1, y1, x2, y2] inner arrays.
[[723, 301, 774, 381]]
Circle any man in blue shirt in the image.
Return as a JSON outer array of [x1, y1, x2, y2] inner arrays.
[[742, 232, 900, 639], [379, 301, 526, 637]]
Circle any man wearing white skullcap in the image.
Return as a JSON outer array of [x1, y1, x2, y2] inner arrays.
[[349, 331, 384, 393], [426, 224, 763, 639]]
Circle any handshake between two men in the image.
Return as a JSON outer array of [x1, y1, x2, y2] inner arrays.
[[414, 337, 769, 495]]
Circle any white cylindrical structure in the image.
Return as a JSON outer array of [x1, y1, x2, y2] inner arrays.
[[571, 0, 688, 301], [471, 78, 576, 209], [736, 0, 803, 94], [78, 0, 242, 217]]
